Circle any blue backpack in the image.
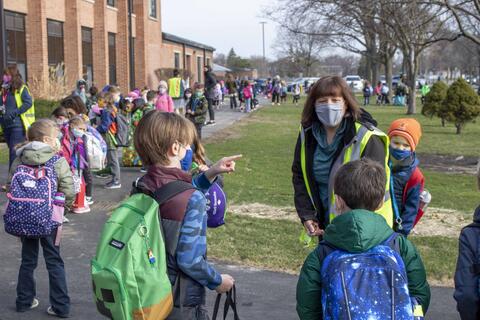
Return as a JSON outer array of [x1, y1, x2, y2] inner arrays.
[[4, 155, 61, 238], [320, 233, 416, 320]]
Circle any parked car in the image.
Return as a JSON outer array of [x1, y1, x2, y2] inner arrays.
[[343, 75, 363, 92]]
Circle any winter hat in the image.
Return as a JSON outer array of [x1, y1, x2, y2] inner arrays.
[[158, 80, 168, 90], [388, 118, 422, 151]]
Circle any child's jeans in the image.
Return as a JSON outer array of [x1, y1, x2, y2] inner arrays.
[[106, 148, 121, 183], [17, 229, 70, 316], [363, 96, 370, 105], [83, 167, 93, 197], [245, 98, 251, 112]]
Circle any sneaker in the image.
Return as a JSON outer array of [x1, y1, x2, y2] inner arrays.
[[140, 167, 147, 173], [47, 306, 69, 318], [72, 205, 90, 214], [30, 298, 39, 309], [209, 121, 216, 126], [62, 216, 70, 223], [86, 197, 94, 205], [105, 181, 122, 189]]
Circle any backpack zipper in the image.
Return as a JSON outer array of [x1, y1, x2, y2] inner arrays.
[[340, 271, 352, 320], [391, 270, 395, 320]]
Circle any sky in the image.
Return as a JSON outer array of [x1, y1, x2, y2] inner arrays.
[[161, 0, 278, 59]]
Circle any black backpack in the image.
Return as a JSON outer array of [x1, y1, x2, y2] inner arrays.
[[114, 112, 130, 147]]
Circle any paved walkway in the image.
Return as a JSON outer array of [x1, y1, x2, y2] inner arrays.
[[0, 104, 459, 319]]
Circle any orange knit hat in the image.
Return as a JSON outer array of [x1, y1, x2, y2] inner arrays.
[[388, 118, 422, 151]]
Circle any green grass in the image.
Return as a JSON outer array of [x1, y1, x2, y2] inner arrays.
[[208, 214, 459, 283], [206, 103, 478, 211]]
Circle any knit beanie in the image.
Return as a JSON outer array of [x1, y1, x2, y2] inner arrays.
[[388, 118, 422, 151]]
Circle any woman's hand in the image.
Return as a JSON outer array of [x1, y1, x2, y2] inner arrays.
[[204, 155, 242, 182], [303, 220, 324, 236]]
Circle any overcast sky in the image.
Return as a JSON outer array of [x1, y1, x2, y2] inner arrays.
[[161, 0, 278, 59]]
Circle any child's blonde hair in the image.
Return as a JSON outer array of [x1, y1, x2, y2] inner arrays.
[[134, 111, 195, 166], [27, 119, 58, 142], [69, 116, 87, 130]]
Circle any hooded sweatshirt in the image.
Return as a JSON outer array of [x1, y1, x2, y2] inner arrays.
[[454, 205, 480, 320], [7, 142, 75, 206], [296, 210, 430, 320]]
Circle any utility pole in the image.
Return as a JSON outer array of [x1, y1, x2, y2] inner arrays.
[[260, 21, 267, 77], [0, 0, 6, 70]]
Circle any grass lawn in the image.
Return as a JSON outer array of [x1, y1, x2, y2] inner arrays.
[[207, 214, 459, 284], [205, 99, 477, 284], [206, 102, 479, 212]]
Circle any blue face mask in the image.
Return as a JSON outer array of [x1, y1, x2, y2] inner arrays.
[[390, 146, 412, 161]]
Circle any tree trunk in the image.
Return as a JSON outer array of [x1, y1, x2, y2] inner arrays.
[[385, 53, 394, 102], [371, 60, 379, 86], [456, 124, 462, 134], [406, 48, 418, 114], [441, 118, 445, 127], [366, 54, 373, 83]]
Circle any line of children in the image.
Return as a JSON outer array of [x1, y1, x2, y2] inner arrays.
[[185, 83, 208, 139]]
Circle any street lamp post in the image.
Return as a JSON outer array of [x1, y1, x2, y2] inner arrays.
[[260, 21, 267, 77]]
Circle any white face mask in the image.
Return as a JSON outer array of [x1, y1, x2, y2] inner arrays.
[[185, 94, 192, 99], [315, 103, 345, 128], [159, 87, 167, 95], [72, 129, 85, 138]]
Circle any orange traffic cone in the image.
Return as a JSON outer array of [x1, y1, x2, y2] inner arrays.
[[72, 176, 90, 214]]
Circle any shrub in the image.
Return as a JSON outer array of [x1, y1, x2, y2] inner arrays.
[[440, 78, 480, 134], [422, 81, 448, 126]]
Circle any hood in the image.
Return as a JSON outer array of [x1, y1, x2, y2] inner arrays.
[[474, 205, 480, 223], [140, 165, 192, 193], [16, 142, 56, 166], [359, 108, 378, 127], [323, 209, 393, 253]]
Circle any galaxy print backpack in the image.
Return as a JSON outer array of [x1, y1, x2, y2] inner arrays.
[[320, 233, 422, 320]]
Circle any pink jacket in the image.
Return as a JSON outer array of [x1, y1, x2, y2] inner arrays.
[[155, 94, 174, 112]]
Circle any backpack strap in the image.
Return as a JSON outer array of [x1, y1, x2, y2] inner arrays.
[[382, 232, 401, 254], [152, 180, 196, 206], [403, 167, 424, 202]]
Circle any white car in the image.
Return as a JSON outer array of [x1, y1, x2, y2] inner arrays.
[[344, 75, 363, 92]]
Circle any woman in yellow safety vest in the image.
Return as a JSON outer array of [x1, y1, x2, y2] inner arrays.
[[0, 64, 35, 171], [292, 76, 392, 237]]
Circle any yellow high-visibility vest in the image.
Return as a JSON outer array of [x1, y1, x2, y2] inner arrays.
[[300, 122, 393, 227], [14, 85, 35, 131], [168, 77, 182, 98]]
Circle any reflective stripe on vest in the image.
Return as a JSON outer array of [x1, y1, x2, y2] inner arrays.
[[168, 77, 182, 98], [300, 122, 393, 227], [14, 85, 35, 131]]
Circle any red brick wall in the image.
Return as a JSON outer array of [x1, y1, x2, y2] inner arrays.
[[25, 0, 48, 84], [64, 0, 82, 87]]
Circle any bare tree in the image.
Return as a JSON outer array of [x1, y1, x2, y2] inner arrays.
[[437, 0, 480, 45], [273, 27, 324, 77]]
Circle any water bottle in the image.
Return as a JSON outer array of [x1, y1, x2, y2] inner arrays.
[[419, 189, 431, 212], [53, 192, 65, 207]]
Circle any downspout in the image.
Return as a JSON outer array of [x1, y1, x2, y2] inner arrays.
[[127, 0, 135, 89]]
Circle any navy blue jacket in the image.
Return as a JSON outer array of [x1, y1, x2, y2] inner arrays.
[[0, 87, 33, 129], [454, 206, 480, 320]]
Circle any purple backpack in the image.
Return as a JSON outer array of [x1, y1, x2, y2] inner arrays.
[[4, 155, 61, 237], [205, 182, 227, 228]]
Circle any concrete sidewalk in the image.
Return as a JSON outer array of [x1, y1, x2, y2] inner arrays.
[[0, 104, 460, 320]]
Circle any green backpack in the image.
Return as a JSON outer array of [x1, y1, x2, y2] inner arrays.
[[91, 181, 194, 320]]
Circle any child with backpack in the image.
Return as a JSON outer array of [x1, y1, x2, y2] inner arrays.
[[242, 81, 253, 113], [145, 90, 156, 114], [68, 117, 91, 213], [388, 118, 430, 236], [292, 83, 301, 106], [94, 111, 238, 319], [363, 81, 372, 106], [155, 80, 174, 113], [454, 204, 480, 320], [296, 158, 430, 320], [185, 83, 208, 139], [4, 119, 74, 318], [96, 93, 122, 189]]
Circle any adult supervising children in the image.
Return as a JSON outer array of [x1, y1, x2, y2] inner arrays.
[[292, 76, 393, 237]]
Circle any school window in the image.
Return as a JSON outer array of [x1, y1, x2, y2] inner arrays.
[[174, 52, 180, 69], [206, 57, 211, 68], [108, 33, 117, 85], [186, 55, 192, 73], [5, 11, 27, 80], [82, 27, 93, 85], [197, 56, 202, 83], [107, 0, 116, 7], [149, 0, 157, 18], [47, 19, 64, 69]]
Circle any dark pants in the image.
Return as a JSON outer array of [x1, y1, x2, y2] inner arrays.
[[4, 126, 26, 169], [206, 98, 215, 122], [17, 229, 70, 316], [195, 123, 203, 140], [272, 92, 280, 104], [83, 167, 93, 197], [363, 96, 370, 106], [230, 95, 238, 109]]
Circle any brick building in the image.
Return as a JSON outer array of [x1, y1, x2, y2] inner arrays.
[[2, 0, 214, 92]]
